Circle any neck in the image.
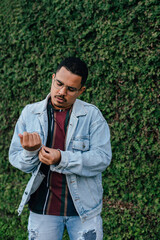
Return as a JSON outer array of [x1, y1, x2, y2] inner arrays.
[[51, 102, 72, 111]]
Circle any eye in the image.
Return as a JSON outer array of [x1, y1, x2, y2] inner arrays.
[[68, 87, 77, 92], [56, 80, 63, 86]]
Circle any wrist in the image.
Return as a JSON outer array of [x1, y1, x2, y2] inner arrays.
[[56, 149, 61, 164]]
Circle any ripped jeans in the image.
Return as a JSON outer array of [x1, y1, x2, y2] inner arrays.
[[28, 211, 103, 240]]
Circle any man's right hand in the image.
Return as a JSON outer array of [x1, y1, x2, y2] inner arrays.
[[18, 132, 42, 151]]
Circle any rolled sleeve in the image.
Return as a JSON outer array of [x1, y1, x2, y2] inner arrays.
[[50, 150, 69, 172]]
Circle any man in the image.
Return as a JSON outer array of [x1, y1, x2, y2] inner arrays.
[[9, 57, 112, 240]]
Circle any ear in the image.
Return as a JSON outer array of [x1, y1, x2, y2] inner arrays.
[[52, 73, 55, 79], [78, 86, 86, 96]]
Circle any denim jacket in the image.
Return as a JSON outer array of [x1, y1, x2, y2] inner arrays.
[[9, 94, 112, 222]]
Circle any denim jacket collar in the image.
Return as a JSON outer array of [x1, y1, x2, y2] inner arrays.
[[31, 94, 87, 117]]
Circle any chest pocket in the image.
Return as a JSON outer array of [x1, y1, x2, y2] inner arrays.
[[72, 138, 89, 152]]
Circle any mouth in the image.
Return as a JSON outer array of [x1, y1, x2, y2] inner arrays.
[[55, 96, 66, 103]]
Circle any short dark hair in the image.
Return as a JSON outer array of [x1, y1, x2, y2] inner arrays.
[[56, 57, 88, 86]]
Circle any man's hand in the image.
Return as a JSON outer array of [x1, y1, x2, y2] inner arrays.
[[39, 146, 61, 165], [18, 132, 42, 151]]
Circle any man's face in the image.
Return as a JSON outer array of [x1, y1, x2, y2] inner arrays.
[[50, 67, 86, 110]]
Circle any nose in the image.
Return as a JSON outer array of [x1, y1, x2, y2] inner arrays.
[[58, 86, 67, 95]]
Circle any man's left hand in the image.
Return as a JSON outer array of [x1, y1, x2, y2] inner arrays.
[[39, 146, 61, 165]]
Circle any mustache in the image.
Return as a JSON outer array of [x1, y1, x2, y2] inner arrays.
[[55, 95, 67, 102]]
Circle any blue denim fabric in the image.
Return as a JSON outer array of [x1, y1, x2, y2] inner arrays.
[[28, 212, 103, 240], [9, 94, 112, 221]]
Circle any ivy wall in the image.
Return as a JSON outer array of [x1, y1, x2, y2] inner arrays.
[[0, 0, 159, 239]]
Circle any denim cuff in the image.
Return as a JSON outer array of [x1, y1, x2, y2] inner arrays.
[[22, 145, 41, 158], [50, 150, 68, 172]]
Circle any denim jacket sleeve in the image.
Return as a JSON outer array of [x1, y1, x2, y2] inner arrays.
[[50, 104, 112, 177], [9, 106, 41, 173]]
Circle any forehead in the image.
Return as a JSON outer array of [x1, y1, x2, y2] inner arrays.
[[56, 67, 82, 86]]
